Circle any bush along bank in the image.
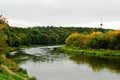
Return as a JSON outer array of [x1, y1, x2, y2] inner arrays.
[[62, 31, 120, 57]]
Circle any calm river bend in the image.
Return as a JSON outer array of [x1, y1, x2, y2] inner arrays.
[[9, 46, 120, 80]]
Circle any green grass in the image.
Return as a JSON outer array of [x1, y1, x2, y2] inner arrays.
[[0, 46, 37, 80], [0, 54, 36, 80], [58, 46, 120, 57]]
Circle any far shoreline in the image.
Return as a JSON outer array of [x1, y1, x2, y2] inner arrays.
[[58, 46, 120, 58]]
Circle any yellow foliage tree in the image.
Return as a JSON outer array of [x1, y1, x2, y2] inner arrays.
[[65, 33, 87, 49]]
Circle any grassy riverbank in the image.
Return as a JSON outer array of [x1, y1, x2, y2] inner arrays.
[[59, 46, 120, 57], [0, 47, 36, 80], [0, 55, 36, 80]]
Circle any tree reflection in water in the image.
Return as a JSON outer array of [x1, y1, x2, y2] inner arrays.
[[8, 47, 66, 64], [68, 54, 120, 73], [8, 47, 120, 74]]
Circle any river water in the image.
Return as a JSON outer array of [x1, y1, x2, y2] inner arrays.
[[9, 46, 120, 80]]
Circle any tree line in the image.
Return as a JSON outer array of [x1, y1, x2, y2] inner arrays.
[[4, 26, 110, 47], [0, 15, 112, 54], [65, 30, 120, 50]]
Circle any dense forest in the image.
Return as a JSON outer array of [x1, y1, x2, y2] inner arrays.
[[4, 26, 111, 47], [1, 22, 111, 49]]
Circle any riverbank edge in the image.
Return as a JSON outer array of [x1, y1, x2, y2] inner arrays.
[[58, 46, 120, 57], [17, 44, 65, 49], [1, 47, 36, 80], [4, 44, 64, 80]]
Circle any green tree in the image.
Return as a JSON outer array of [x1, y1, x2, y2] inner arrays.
[[0, 29, 7, 54]]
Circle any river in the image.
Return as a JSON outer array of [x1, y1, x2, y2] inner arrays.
[[9, 46, 120, 80]]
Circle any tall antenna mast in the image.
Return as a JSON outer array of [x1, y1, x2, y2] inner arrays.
[[100, 17, 103, 28]]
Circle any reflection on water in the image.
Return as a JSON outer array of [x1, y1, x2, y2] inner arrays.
[[68, 54, 120, 73], [9, 46, 65, 64], [8, 46, 120, 80]]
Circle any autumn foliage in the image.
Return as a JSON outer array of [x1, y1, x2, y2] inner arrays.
[[65, 30, 120, 50]]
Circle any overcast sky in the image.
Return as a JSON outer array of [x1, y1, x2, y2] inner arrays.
[[1, 0, 120, 29]]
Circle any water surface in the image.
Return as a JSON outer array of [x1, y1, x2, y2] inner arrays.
[[9, 46, 120, 80]]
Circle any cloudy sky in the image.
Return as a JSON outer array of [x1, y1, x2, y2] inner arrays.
[[1, 0, 120, 29]]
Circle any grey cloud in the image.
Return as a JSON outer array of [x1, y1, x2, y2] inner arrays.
[[0, 0, 120, 27]]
